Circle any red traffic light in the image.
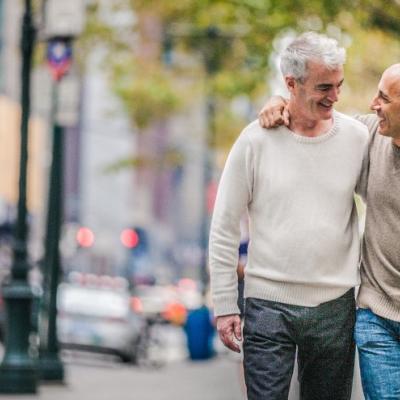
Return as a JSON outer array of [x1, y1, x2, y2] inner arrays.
[[120, 228, 139, 248], [76, 227, 95, 248]]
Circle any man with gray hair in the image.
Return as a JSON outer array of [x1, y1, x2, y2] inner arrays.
[[209, 31, 369, 399]]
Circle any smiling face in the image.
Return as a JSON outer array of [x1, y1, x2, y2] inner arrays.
[[286, 60, 344, 122], [370, 65, 400, 144]]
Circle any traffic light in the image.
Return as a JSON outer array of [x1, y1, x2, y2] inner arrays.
[[76, 227, 94, 248], [120, 228, 139, 248]]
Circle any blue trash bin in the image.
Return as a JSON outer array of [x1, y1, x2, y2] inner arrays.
[[184, 305, 215, 360]]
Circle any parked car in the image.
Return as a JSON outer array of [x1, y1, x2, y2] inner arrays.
[[57, 276, 145, 363], [131, 280, 204, 327]]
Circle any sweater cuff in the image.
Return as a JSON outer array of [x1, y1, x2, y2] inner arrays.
[[212, 295, 240, 317]]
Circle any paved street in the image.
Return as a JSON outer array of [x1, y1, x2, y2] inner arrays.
[[0, 351, 366, 400], [0, 325, 245, 400], [0, 353, 245, 400], [0, 341, 365, 400], [0, 322, 365, 400]]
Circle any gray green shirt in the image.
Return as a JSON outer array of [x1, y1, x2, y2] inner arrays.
[[356, 114, 400, 321]]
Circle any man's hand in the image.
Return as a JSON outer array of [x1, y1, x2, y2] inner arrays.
[[216, 314, 242, 353], [258, 95, 290, 129]]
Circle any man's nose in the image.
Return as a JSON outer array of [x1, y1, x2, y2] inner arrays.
[[370, 96, 380, 111], [327, 88, 339, 102]]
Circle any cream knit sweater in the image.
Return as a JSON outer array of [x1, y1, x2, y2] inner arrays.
[[209, 111, 369, 317]]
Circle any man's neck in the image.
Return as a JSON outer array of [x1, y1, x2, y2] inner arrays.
[[288, 103, 333, 137], [393, 137, 400, 148]]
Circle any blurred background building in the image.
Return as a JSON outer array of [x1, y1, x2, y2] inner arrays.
[[0, 0, 208, 288]]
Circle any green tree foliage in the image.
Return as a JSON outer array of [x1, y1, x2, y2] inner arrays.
[[112, 62, 181, 129], [340, 26, 400, 114], [81, 0, 400, 153]]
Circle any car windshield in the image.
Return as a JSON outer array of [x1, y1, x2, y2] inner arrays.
[[58, 284, 129, 319]]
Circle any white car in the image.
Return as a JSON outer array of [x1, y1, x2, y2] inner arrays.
[[57, 280, 144, 363]]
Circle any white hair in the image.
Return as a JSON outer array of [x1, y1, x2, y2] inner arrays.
[[280, 31, 346, 83]]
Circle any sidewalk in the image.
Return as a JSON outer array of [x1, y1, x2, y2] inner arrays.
[[0, 346, 364, 399], [0, 354, 245, 400]]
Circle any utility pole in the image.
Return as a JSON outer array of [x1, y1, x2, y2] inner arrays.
[[0, 0, 38, 393], [38, 0, 84, 382]]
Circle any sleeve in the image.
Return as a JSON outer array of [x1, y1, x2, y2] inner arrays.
[[354, 114, 378, 200], [355, 137, 369, 201], [208, 132, 254, 317]]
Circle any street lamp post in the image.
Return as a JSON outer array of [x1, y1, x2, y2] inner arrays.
[[38, 79, 66, 381], [39, 58, 81, 384], [38, 0, 84, 381], [0, 0, 38, 393]]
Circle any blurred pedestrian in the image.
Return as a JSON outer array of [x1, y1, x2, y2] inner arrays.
[[209, 32, 369, 400], [258, 63, 400, 400], [236, 240, 248, 316]]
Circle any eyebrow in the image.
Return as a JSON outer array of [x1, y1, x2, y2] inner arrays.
[[315, 79, 344, 89], [378, 90, 391, 101]]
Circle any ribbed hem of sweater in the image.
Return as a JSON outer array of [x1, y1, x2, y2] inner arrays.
[[244, 276, 356, 307], [357, 284, 400, 322]]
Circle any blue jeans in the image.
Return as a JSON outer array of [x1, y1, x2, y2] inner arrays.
[[355, 308, 400, 400]]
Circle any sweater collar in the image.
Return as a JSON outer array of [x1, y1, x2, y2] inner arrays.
[[283, 111, 339, 144]]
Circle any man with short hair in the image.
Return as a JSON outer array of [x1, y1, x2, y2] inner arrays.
[[209, 32, 369, 400], [258, 63, 400, 400]]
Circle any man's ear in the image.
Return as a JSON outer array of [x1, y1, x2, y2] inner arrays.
[[285, 76, 296, 94]]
